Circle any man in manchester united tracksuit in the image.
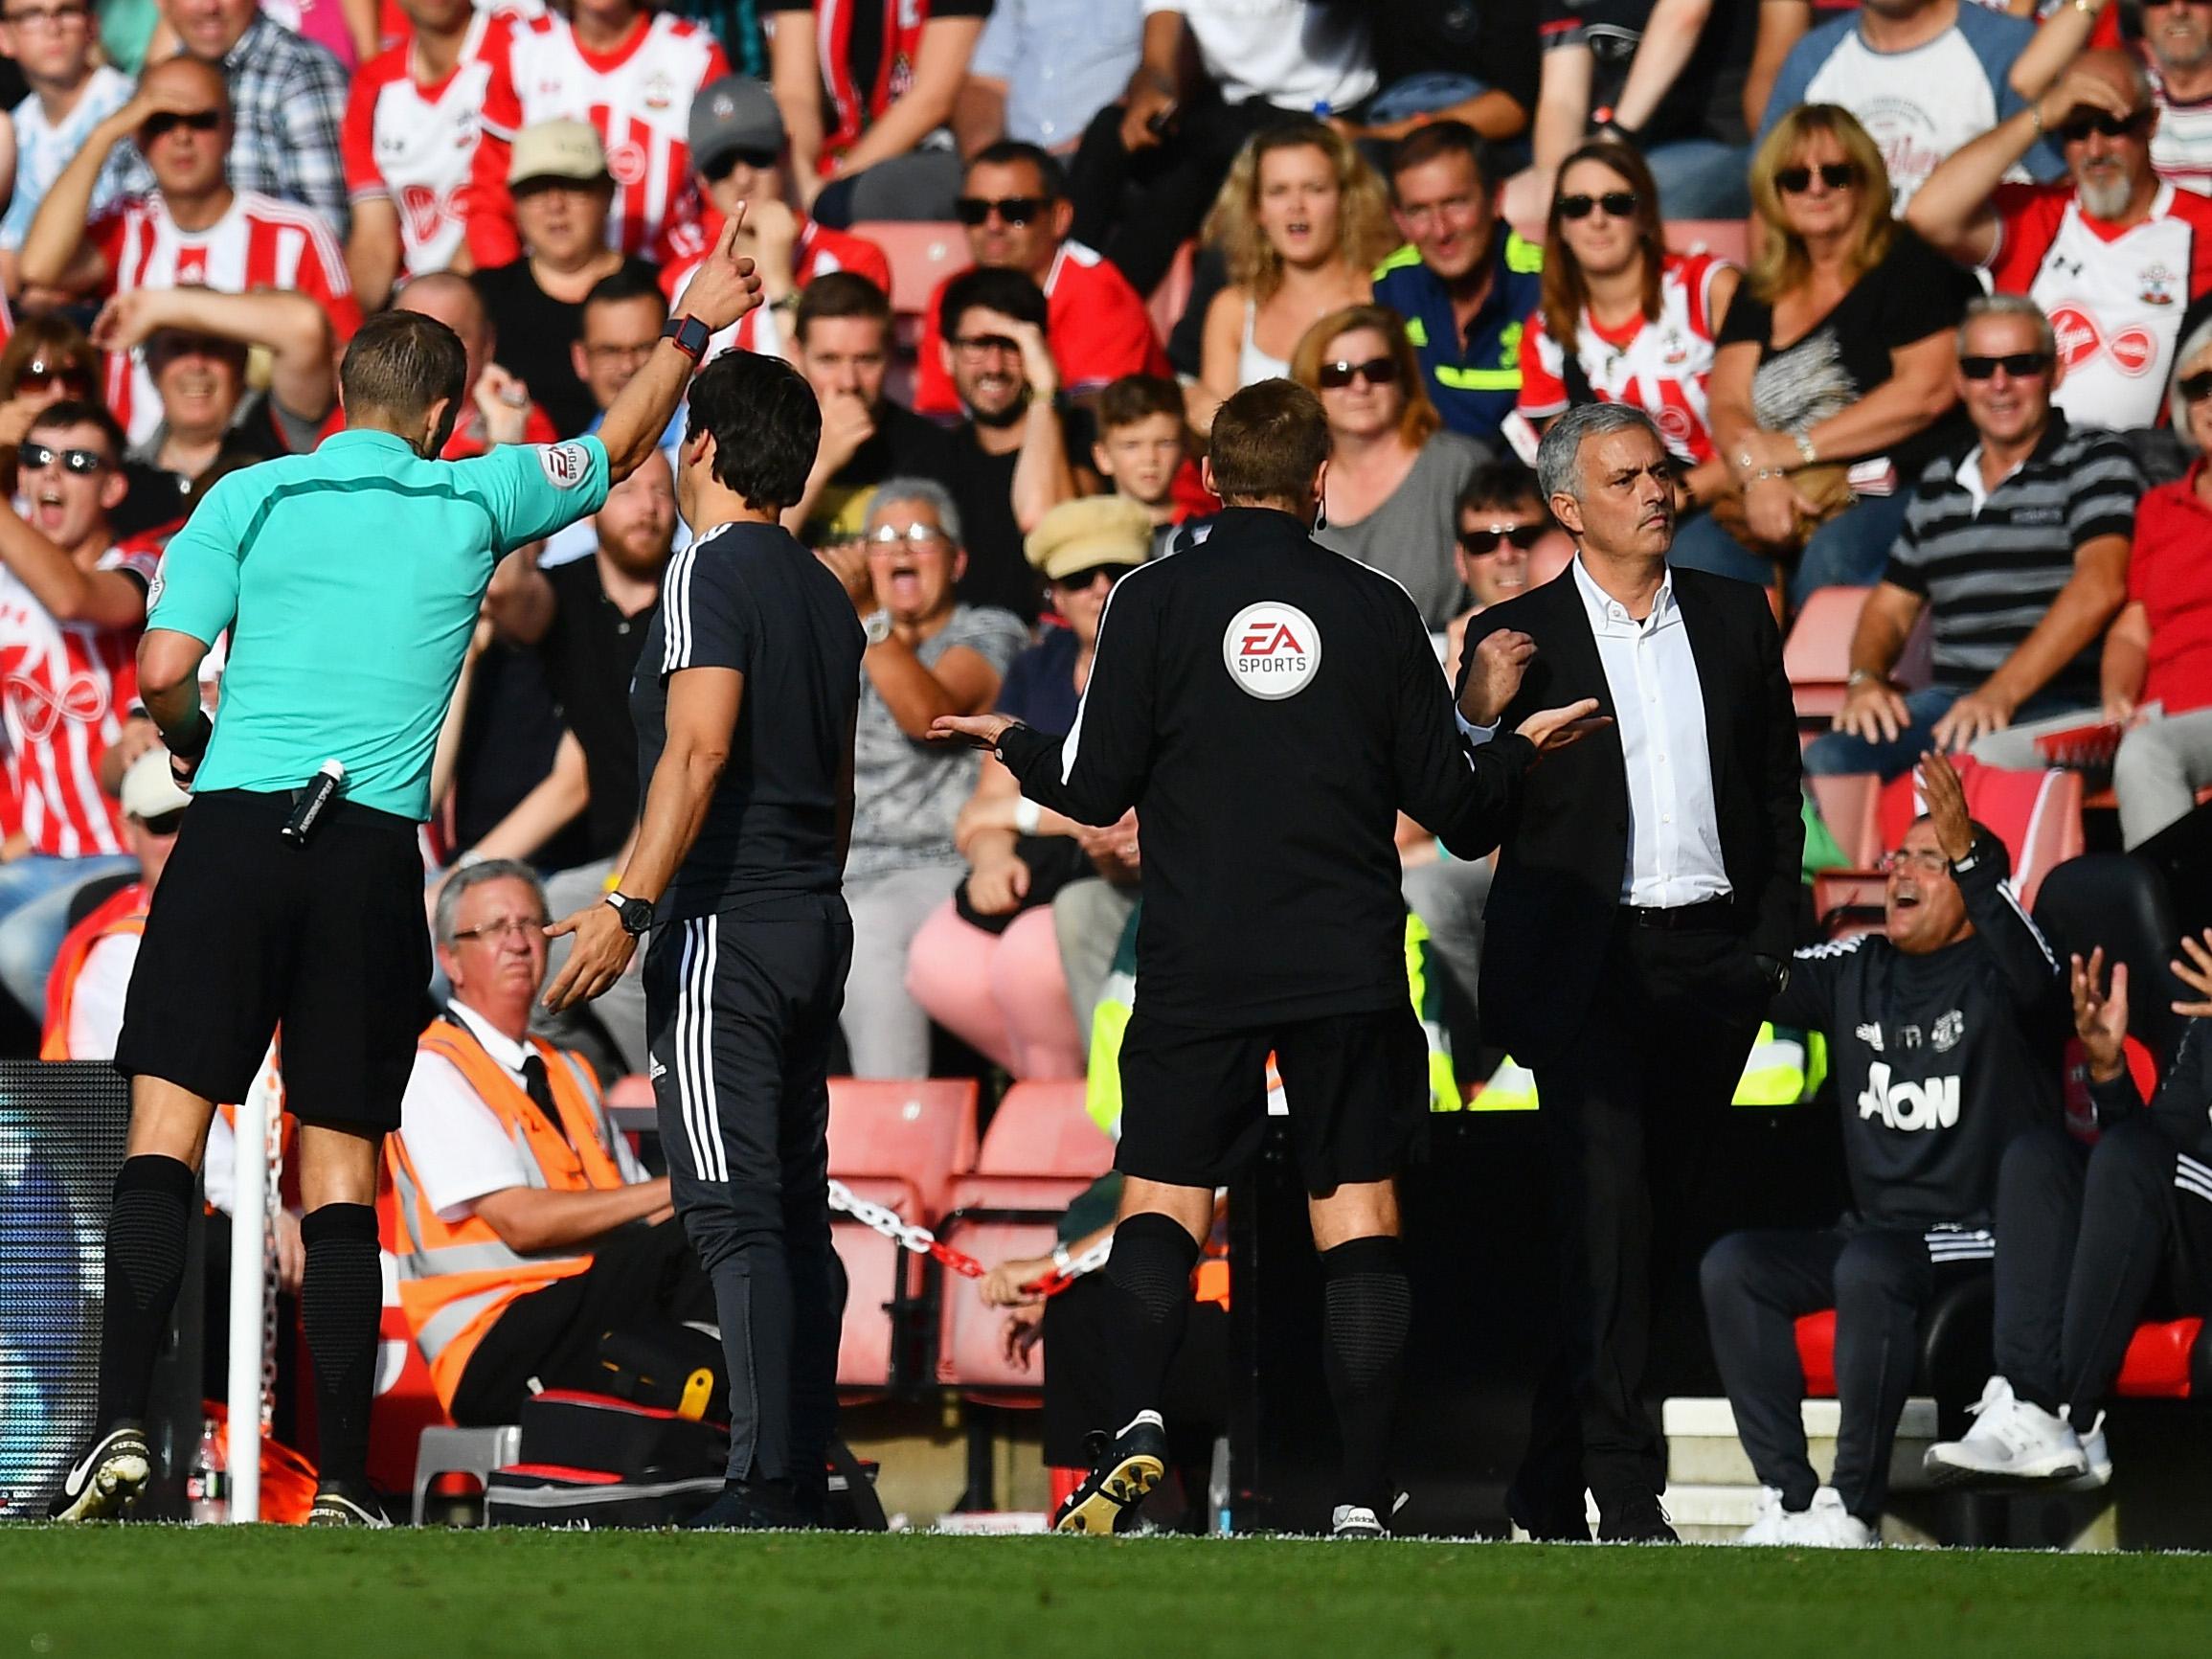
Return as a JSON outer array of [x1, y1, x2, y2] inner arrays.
[[1700, 752, 2065, 1548]]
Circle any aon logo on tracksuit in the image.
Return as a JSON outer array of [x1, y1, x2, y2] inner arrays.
[[1858, 1060, 1963, 1132]]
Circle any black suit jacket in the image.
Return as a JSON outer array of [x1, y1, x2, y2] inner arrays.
[[1453, 562, 1804, 1068]]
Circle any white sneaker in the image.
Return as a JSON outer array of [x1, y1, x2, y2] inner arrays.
[[1924, 1375, 2088, 1486], [2059, 1410, 2113, 1491], [1734, 1486, 1797, 1546], [1330, 1504, 1387, 1538], [1778, 1488, 1876, 1549]]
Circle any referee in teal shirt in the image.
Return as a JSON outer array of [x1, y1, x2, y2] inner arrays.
[[47, 216, 763, 1528]]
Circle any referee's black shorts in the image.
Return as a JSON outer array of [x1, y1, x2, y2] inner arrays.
[[1115, 1003, 1428, 1194], [116, 788, 432, 1133]]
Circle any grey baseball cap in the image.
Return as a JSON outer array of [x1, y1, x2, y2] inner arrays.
[[689, 76, 785, 176]]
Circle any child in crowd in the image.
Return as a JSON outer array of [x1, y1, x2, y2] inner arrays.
[[1090, 373, 1207, 558]]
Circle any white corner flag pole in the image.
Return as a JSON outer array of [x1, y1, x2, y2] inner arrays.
[[224, 1055, 280, 1523]]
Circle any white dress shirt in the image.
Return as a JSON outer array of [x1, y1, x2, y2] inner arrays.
[[1462, 557, 1732, 908], [398, 999, 643, 1222]]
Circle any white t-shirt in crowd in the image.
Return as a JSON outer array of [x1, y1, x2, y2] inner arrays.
[[1141, 0, 1376, 113], [397, 999, 643, 1222], [1, 65, 133, 252]]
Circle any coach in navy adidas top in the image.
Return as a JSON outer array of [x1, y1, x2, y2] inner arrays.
[[545, 347, 865, 1532], [1701, 750, 2065, 1546]]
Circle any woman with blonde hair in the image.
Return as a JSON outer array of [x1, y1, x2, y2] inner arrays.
[[1293, 302, 1487, 628], [1707, 103, 1978, 602], [1188, 120, 1397, 433]]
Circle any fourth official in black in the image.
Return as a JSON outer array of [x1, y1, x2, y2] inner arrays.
[[934, 380, 1603, 1538]]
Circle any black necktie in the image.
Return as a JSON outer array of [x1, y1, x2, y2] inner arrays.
[[520, 1054, 572, 1147]]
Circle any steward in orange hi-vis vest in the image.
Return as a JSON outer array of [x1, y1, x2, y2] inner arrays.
[[385, 1016, 623, 1410]]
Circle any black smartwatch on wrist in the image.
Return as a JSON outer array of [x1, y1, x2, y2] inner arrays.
[[167, 708, 214, 761], [662, 315, 711, 363], [604, 891, 654, 936]]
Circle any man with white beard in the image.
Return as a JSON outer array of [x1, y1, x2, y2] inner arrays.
[[2008, 0, 2212, 196], [1908, 48, 2212, 432]]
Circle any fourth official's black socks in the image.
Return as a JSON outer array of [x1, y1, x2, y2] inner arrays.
[[300, 1204, 382, 1489], [1100, 1212, 1202, 1434], [1320, 1235, 1411, 1516], [95, 1154, 196, 1425]]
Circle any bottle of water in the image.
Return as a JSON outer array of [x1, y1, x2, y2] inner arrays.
[[187, 1418, 229, 1525], [1208, 1434, 1231, 1535]]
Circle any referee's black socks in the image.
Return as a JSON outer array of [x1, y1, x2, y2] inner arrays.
[[300, 1204, 381, 1489], [1320, 1235, 1411, 1517], [1101, 1212, 1203, 1434], [95, 1154, 196, 1425]]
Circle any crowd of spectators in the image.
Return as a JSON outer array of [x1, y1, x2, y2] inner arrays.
[[5, 0, 2212, 1532]]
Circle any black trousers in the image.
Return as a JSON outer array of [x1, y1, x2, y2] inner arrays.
[[1065, 95, 1309, 297], [647, 894, 853, 1488], [450, 1217, 718, 1427], [1993, 1118, 2212, 1417], [1519, 916, 1762, 1515], [1041, 1274, 1231, 1472], [1702, 1226, 1991, 1522]]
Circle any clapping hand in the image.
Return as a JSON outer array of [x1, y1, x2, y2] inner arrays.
[[2173, 928, 2212, 1019], [2070, 946, 2129, 1082]]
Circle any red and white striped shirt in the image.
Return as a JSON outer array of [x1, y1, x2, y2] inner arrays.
[[88, 191, 364, 443], [497, 11, 729, 258], [1517, 251, 1731, 466], [0, 536, 159, 857], [660, 210, 892, 361], [343, 11, 525, 279]]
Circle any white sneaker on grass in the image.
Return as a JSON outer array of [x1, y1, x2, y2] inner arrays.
[[1779, 1488, 1876, 1548], [1924, 1375, 2087, 1486], [1734, 1487, 1795, 1546]]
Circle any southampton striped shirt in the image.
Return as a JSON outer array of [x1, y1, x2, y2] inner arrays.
[[1884, 415, 2142, 706]]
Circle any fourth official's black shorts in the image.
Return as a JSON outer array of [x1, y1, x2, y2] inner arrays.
[[1116, 1004, 1428, 1193], [116, 788, 433, 1133]]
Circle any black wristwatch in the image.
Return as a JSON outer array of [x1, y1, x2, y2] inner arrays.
[[662, 314, 711, 363], [604, 891, 654, 936]]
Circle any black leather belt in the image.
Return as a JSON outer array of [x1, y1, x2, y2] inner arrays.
[[1623, 898, 1735, 930]]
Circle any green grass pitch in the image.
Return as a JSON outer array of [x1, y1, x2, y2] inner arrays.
[[6, 1530, 2212, 1658]]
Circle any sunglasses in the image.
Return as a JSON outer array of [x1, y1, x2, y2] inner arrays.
[[2056, 109, 2153, 145], [1457, 522, 1547, 555], [450, 915, 552, 943], [955, 195, 1048, 226], [1053, 562, 1139, 594], [17, 441, 104, 474], [1959, 352, 2051, 379], [2180, 371, 2212, 403], [1558, 191, 1637, 220], [140, 108, 222, 142], [1316, 355, 1398, 390], [136, 807, 186, 837], [865, 521, 951, 548], [13, 357, 91, 396], [701, 146, 778, 182], [1775, 163, 1857, 194]]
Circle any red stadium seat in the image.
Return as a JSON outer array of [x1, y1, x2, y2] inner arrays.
[[934, 1217, 1062, 1396], [1785, 587, 1933, 722], [1807, 773, 1883, 872], [1795, 1309, 1838, 1397], [832, 1174, 925, 1393], [827, 1077, 981, 1222], [846, 221, 970, 321], [1798, 1310, 2202, 1403], [1665, 218, 1749, 266]]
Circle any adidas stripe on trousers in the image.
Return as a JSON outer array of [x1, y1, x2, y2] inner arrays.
[[646, 892, 853, 1489]]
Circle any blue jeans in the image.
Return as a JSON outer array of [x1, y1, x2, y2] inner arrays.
[[1793, 489, 1913, 609], [1801, 688, 2086, 780], [1669, 507, 1776, 587], [0, 851, 140, 1018], [1645, 138, 1751, 219]]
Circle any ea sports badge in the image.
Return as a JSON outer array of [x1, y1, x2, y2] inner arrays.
[[538, 443, 592, 489], [1223, 602, 1320, 699]]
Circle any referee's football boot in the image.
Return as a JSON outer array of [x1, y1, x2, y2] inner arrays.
[[1594, 1489, 1678, 1544], [306, 1480, 392, 1528], [47, 1420, 152, 1521], [1051, 1412, 1169, 1534]]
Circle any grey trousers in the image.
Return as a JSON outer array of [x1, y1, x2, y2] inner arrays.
[[1399, 855, 1492, 1012], [532, 854, 650, 1078], [842, 863, 962, 1078], [1051, 876, 1139, 1053], [2113, 705, 2212, 849]]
